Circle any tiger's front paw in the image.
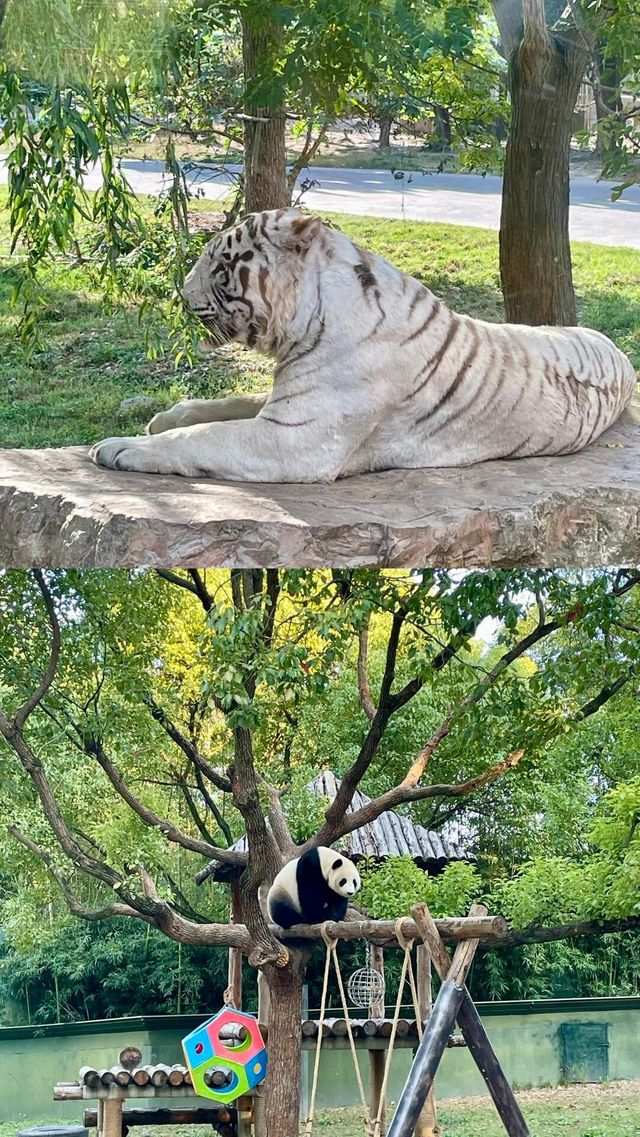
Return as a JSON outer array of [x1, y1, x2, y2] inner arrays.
[[146, 403, 192, 435], [90, 435, 176, 474]]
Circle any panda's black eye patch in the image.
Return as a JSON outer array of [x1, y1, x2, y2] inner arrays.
[[332, 858, 343, 870], [339, 878, 347, 887]]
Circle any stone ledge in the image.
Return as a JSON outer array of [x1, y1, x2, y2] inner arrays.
[[1, 405, 639, 568]]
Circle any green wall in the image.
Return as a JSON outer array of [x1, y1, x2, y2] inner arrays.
[[1, 1000, 639, 1125]]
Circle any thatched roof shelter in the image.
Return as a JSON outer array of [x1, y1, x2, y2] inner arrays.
[[199, 770, 472, 885]]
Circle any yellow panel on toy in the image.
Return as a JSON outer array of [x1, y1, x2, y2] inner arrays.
[[182, 1007, 267, 1103]]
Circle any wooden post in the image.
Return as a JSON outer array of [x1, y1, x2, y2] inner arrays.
[[387, 981, 466, 1137], [387, 923, 483, 1137], [225, 878, 243, 1008], [101, 1096, 124, 1137], [412, 902, 530, 1137], [255, 969, 271, 1137], [415, 945, 440, 1137], [369, 943, 386, 1134], [300, 984, 310, 1122]]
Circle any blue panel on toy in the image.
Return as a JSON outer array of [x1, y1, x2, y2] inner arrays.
[[246, 1048, 267, 1089], [183, 1026, 215, 1069]]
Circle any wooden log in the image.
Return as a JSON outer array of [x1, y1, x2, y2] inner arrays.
[[84, 1107, 234, 1128], [415, 938, 439, 1137], [225, 878, 244, 1009], [274, 914, 508, 947], [369, 1049, 386, 1135], [412, 903, 530, 1137], [110, 1066, 132, 1086], [168, 1065, 187, 1086], [361, 1019, 379, 1036], [369, 944, 386, 1018], [205, 1067, 234, 1088], [118, 1047, 143, 1071], [54, 1085, 83, 1101], [301, 1019, 330, 1038], [387, 981, 466, 1137], [102, 1097, 124, 1137], [98, 1069, 117, 1086], [375, 1018, 410, 1038], [218, 1023, 249, 1043], [130, 1067, 151, 1086], [147, 1064, 170, 1087], [80, 1067, 101, 1088], [323, 1017, 350, 1037]]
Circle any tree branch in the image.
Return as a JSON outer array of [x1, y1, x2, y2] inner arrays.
[[143, 693, 232, 793], [84, 735, 244, 867], [7, 826, 155, 924], [14, 571, 61, 730], [357, 619, 376, 721], [193, 765, 234, 846]]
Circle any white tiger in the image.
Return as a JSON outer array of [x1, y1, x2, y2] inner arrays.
[[90, 209, 637, 482]]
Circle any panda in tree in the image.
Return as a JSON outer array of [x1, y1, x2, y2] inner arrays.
[[267, 847, 361, 929]]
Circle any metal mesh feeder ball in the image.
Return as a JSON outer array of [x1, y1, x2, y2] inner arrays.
[[347, 966, 386, 1009]]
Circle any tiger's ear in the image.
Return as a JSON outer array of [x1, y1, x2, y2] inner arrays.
[[280, 212, 323, 252]]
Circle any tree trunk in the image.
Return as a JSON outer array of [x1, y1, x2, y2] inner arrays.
[[499, 29, 587, 325], [379, 114, 393, 149], [263, 953, 306, 1137], [241, 12, 289, 214], [433, 106, 452, 148]]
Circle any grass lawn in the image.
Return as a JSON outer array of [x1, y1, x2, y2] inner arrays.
[[2, 1081, 640, 1137], [1, 192, 639, 451]]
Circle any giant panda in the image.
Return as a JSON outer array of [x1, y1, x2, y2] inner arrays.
[[267, 847, 361, 928]]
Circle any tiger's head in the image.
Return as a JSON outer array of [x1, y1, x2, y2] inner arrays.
[[182, 209, 324, 356]]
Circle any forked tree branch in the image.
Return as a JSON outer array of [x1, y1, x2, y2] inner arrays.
[[143, 693, 232, 793], [7, 827, 155, 923]]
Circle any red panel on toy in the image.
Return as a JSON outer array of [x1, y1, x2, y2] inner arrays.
[[207, 1008, 265, 1063]]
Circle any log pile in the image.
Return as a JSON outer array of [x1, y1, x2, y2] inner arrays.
[[299, 1018, 466, 1044], [79, 1064, 193, 1089]]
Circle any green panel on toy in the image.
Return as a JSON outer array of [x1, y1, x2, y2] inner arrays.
[[182, 1007, 267, 1103]]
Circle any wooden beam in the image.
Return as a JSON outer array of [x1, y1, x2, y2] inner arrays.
[[275, 914, 508, 947], [412, 903, 530, 1137], [415, 946, 440, 1137], [84, 1108, 235, 1128], [386, 912, 484, 1137], [226, 878, 244, 1008]]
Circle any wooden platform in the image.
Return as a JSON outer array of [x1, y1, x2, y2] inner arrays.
[[1, 403, 639, 568]]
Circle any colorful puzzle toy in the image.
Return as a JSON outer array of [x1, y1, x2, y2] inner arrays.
[[182, 1007, 267, 1103]]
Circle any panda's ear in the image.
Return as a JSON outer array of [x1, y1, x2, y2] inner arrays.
[[332, 858, 343, 870]]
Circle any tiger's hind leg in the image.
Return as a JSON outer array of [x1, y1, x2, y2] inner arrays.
[[146, 393, 268, 435]]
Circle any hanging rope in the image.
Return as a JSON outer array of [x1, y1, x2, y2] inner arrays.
[[305, 918, 426, 1137], [370, 919, 425, 1137], [305, 925, 372, 1137]]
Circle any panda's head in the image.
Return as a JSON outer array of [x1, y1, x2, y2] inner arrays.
[[322, 848, 361, 899]]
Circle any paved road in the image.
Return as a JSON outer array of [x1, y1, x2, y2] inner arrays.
[[3, 157, 640, 247]]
